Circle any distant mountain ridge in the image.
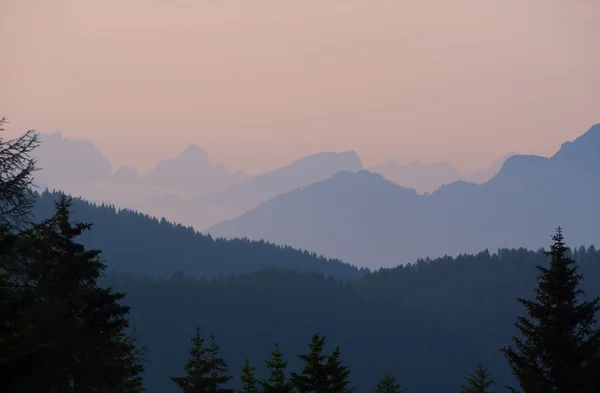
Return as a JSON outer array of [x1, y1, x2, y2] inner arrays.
[[32, 190, 366, 280], [369, 152, 515, 194], [34, 132, 113, 188], [207, 123, 600, 268], [187, 151, 364, 229], [140, 144, 251, 196], [29, 133, 368, 228]]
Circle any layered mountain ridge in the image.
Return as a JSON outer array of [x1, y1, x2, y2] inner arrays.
[[207, 124, 600, 268]]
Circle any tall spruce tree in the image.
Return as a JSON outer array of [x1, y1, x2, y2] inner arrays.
[[291, 334, 353, 393], [373, 373, 402, 393], [206, 334, 234, 393], [460, 362, 495, 393], [291, 334, 329, 393], [171, 327, 211, 393], [261, 343, 293, 393], [501, 227, 600, 393], [237, 358, 259, 393], [4, 196, 145, 393], [325, 347, 354, 393]]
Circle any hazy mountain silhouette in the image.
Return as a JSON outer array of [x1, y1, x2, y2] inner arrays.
[[207, 124, 600, 268], [370, 153, 515, 193], [110, 165, 141, 185], [466, 152, 516, 184], [33, 132, 113, 189], [369, 160, 462, 193], [186, 151, 364, 229], [141, 144, 250, 196], [29, 136, 257, 225]]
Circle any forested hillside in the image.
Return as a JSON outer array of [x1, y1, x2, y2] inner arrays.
[[101, 246, 600, 393], [31, 190, 366, 280]]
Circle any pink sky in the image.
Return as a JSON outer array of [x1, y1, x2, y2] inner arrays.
[[1, 0, 599, 175]]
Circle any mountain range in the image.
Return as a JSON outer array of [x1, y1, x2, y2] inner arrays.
[[207, 124, 600, 268], [32, 131, 509, 230], [185, 151, 364, 228]]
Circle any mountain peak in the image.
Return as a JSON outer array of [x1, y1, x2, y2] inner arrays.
[[180, 144, 209, 159], [111, 165, 140, 184], [552, 123, 600, 164]]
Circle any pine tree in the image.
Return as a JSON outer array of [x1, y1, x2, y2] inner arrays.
[[460, 362, 495, 393], [501, 227, 600, 393], [171, 327, 211, 393], [291, 334, 329, 393], [373, 373, 402, 393], [325, 347, 354, 393], [206, 334, 234, 393], [237, 358, 259, 393], [261, 343, 293, 393], [4, 196, 146, 392], [291, 334, 354, 393]]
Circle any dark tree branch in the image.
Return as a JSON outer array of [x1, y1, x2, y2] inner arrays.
[[0, 117, 40, 230]]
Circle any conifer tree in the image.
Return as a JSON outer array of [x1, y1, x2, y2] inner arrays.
[[291, 334, 329, 393], [325, 347, 354, 393], [4, 196, 145, 392], [171, 327, 211, 392], [237, 358, 259, 393], [460, 362, 495, 393], [0, 117, 39, 229], [292, 334, 354, 393], [0, 119, 44, 391], [373, 373, 402, 393], [206, 334, 234, 393], [501, 227, 600, 393], [261, 343, 293, 393]]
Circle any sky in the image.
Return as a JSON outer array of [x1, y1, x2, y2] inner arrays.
[[1, 0, 599, 176]]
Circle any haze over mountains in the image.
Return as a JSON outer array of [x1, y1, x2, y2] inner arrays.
[[208, 124, 600, 268], [369, 153, 515, 194], [31, 130, 510, 230], [187, 151, 364, 227]]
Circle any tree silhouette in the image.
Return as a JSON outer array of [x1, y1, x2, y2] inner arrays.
[[0, 117, 39, 229], [261, 343, 293, 393], [460, 362, 495, 393], [502, 227, 600, 393], [373, 373, 402, 393], [236, 358, 259, 393]]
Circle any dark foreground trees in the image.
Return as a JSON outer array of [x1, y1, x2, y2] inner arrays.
[[0, 196, 145, 392], [0, 117, 39, 229], [173, 333, 354, 393], [1, 122, 145, 392], [0, 117, 42, 389], [502, 227, 600, 393], [290, 334, 354, 393], [171, 328, 233, 393]]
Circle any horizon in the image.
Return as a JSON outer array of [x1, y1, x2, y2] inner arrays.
[[5, 122, 599, 179]]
